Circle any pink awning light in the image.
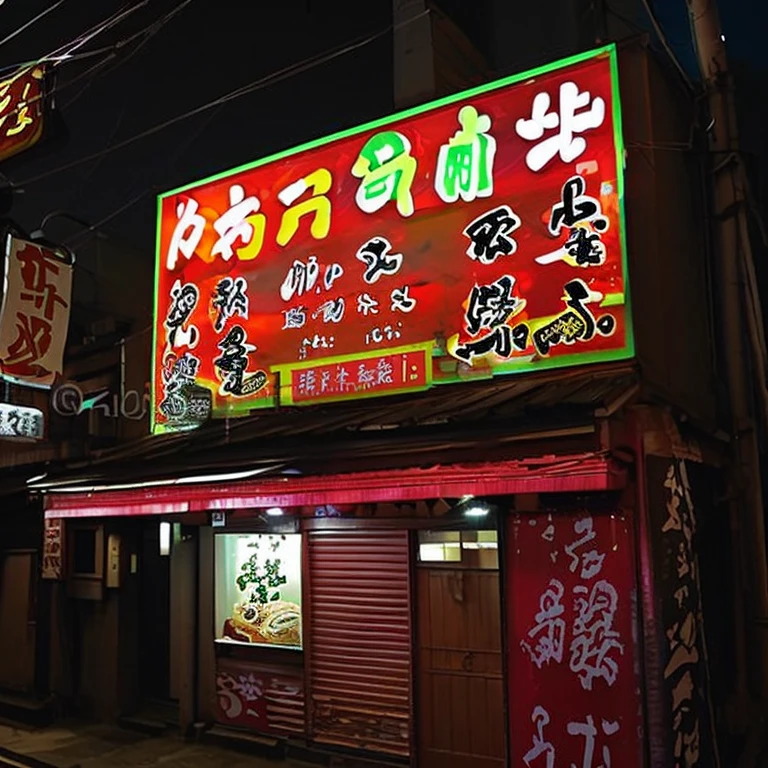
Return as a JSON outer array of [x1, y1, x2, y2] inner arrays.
[[44, 453, 626, 519]]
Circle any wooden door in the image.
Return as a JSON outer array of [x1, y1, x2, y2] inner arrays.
[[417, 560, 505, 768], [0, 552, 36, 692]]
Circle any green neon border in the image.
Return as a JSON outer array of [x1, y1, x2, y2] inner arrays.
[[609, 44, 635, 362], [150, 196, 162, 434], [151, 43, 632, 432]]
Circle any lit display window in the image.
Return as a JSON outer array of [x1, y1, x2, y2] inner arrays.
[[215, 533, 303, 650]]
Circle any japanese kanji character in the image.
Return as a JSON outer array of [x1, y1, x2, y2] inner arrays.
[[313, 298, 345, 324], [435, 105, 496, 203], [165, 280, 199, 348], [280, 256, 320, 301], [663, 461, 696, 542], [664, 612, 699, 681], [565, 227, 606, 267], [352, 130, 417, 217], [670, 670, 700, 767], [212, 276, 249, 332], [569, 580, 625, 690], [0, 408, 35, 437], [357, 293, 379, 316], [323, 263, 344, 290], [454, 324, 512, 363], [356, 237, 403, 284], [548, 176, 608, 236], [282, 306, 307, 330], [390, 286, 416, 313], [0, 68, 41, 136], [235, 674, 264, 702], [211, 184, 265, 261], [298, 369, 317, 396], [166, 197, 206, 270], [159, 352, 201, 419], [213, 325, 256, 396], [357, 364, 375, 385], [516, 82, 606, 172], [523, 706, 555, 768], [567, 714, 620, 768], [464, 275, 522, 336], [276, 168, 332, 246], [532, 280, 615, 357], [336, 366, 350, 390], [4, 312, 51, 367], [301, 334, 333, 351], [564, 516, 606, 580], [463, 205, 522, 264], [16, 244, 68, 321], [521, 579, 566, 669], [376, 357, 394, 385]]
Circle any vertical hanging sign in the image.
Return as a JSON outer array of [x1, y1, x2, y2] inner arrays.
[[0, 65, 47, 163], [645, 457, 718, 768], [42, 518, 64, 580], [507, 510, 644, 767], [0, 234, 73, 388]]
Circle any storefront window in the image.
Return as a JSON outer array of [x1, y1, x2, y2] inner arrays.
[[418, 529, 498, 568], [214, 533, 303, 650]]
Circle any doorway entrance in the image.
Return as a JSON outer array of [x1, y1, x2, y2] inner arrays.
[[138, 523, 172, 702], [416, 528, 505, 768]]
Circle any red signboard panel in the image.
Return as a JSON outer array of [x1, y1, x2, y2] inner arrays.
[[152, 45, 630, 432], [0, 65, 46, 163], [506, 510, 643, 768], [277, 344, 431, 404]]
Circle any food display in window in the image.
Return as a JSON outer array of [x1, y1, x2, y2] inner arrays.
[[215, 533, 303, 650]]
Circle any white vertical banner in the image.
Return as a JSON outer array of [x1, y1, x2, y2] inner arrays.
[[0, 234, 73, 388], [42, 518, 64, 581], [393, 0, 435, 110]]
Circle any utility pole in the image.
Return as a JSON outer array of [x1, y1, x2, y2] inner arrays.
[[687, 0, 768, 745]]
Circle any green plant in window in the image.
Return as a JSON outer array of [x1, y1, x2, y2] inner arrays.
[[236, 552, 287, 604]]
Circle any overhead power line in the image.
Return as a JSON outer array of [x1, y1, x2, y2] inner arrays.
[[640, 0, 694, 90], [0, 1, 150, 80], [0, 0, 69, 50], [13, 10, 430, 189]]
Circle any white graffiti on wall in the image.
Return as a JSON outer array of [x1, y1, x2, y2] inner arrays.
[[521, 515, 624, 691], [564, 516, 606, 580], [521, 579, 566, 668], [523, 705, 620, 768], [570, 580, 624, 690]]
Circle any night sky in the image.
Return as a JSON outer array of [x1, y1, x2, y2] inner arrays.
[[0, 0, 394, 262]]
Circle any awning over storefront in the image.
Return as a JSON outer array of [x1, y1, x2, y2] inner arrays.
[[44, 452, 626, 518]]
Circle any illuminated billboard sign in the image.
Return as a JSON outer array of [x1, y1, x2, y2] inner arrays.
[[152, 44, 630, 432], [0, 65, 46, 163]]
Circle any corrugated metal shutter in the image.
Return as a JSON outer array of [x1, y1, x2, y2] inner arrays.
[[308, 529, 412, 757]]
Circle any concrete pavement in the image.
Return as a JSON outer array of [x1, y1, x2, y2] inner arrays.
[[0, 722, 286, 767]]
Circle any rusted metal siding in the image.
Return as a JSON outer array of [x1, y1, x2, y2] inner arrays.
[[308, 529, 412, 757]]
